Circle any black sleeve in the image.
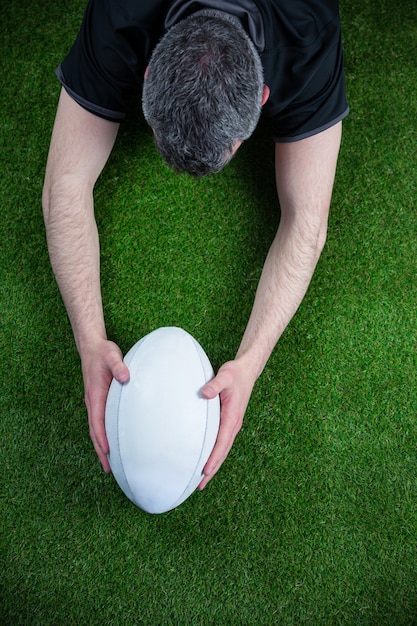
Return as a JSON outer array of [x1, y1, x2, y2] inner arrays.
[[57, 0, 165, 121], [268, 34, 349, 142], [261, 4, 349, 142]]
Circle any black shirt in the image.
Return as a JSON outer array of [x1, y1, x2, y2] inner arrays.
[[58, 0, 349, 141]]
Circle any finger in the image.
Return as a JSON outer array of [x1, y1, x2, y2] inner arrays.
[[198, 437, 234, 490], [107, 349, 130, 383], [86, 383, 119, 470], [201, 368, 232, 399], [87, 412, 111, 473], [200, 435, 234, 486], [86, 389, 111, 472], [91, 349, 130, 469], [92, 432, 112, 473], [198, 414, 240, 490]]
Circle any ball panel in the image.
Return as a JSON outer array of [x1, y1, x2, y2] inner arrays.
[[105, 327, 220, 513]]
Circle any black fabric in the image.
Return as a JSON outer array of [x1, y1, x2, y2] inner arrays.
[[164, 0, 265, 53], [58, 0, 349, 139]]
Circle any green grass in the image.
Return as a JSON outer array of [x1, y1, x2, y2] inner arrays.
[[1, 0, 417, 623]]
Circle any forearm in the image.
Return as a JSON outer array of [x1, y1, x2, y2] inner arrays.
[[43, 176, 129, 472], [236, 123, 342, 382], [236, 213, 326, 378], [43, 184, 106, 357], [200, 207, 328, 488], [42, 89, 119, 358]]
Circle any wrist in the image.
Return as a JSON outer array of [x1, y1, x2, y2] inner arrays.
[[74, 327, 108, 362], [234, 348, 266, 384]]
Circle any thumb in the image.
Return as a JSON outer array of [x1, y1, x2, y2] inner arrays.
[[114, 364, 130, 383], [107, 347, 130, 383], [201, 367, 232, 399], [201, 380, 219, 399]]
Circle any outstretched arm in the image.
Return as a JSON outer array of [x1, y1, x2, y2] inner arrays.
[[200, 121, 342, 488], [42, 88, 129, 471]]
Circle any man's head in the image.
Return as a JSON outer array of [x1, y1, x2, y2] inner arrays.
[[142, 11, 266, 177]]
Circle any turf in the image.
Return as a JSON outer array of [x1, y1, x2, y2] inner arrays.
[[1, 0, 416, 623]]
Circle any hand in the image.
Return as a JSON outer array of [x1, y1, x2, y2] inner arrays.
[[199, 359, 255, 490], [81, 339, 130, 472]]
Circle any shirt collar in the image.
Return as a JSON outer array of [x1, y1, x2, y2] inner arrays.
[[164, 0, 265, 53]]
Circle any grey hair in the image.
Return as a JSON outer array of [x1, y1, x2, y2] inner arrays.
[[142, 11, 264, 177]]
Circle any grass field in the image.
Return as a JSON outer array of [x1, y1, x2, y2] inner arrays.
[[1, 0, 416, 623]]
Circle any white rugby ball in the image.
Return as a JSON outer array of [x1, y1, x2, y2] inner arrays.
[[105, 327, 220, 514]]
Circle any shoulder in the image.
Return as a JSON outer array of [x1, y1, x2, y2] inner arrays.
[[256, 0, 341, 47], [58, 0, 172, 121], [257, 0, 347, 141]]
